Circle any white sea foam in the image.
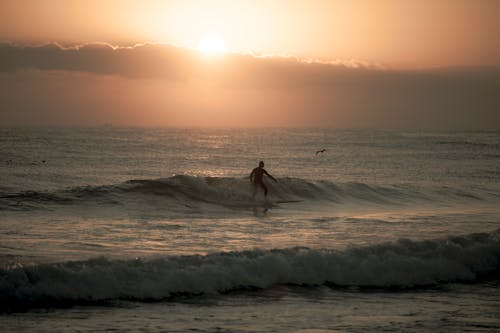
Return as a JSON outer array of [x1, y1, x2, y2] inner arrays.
[[1, 230, 498, 310]]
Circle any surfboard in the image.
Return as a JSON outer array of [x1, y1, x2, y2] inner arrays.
[[256, 200, 303, 212], [253, 199, 303, 209], [221, 200, 276, 209], [223, 199, 301, 211], [274, 200, 303, 204]]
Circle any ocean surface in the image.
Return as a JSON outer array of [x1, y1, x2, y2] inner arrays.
[[1, 127, 499, 332]]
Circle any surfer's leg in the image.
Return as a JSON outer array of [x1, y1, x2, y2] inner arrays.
[[261, 183, 268, 196]]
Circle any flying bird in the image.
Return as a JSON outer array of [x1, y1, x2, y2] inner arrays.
[[315, 149, 327, 155]]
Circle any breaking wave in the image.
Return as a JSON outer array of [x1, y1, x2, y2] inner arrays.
[[1, 230, 499, 311], [0, 175, 497, 212]]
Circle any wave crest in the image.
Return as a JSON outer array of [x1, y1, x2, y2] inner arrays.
[[1, 230, 499, 311], [2, 175, 495, 212]]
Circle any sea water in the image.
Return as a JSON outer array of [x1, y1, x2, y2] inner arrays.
[[0, 128, 499, 332]]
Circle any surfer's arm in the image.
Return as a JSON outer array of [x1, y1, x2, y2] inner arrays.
[[264, 170, 277, 182], [249, 169, 255, 182]]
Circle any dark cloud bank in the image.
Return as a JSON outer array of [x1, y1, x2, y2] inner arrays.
[[1, 43, 499, 128]]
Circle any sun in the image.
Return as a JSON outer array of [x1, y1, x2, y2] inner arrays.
[[197, 36, 226, 54]]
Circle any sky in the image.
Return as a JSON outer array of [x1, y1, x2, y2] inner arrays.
[[1, 0, 499, 128]]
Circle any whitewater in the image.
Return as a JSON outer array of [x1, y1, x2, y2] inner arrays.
[[1, 128, 499, 332]]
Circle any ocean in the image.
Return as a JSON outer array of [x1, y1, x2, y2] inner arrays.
[[1, 127, 499, 332]]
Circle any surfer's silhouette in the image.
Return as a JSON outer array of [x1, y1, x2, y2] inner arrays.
[[249, 161, 277, 199]]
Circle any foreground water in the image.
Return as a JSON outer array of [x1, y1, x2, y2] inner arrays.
[[1, 128, 499, 332]]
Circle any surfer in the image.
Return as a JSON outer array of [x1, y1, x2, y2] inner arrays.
[[250, 161, 277, 198]]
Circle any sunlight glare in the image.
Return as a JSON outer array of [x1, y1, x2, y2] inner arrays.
[[197, 36, 226, 54]]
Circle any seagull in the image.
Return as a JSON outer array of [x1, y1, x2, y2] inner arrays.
[[315, 149, 327, 155]]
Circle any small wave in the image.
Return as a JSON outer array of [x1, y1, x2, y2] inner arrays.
[[0, 191, 72, 211], [0, 175, 496, 212], [1, 230, 499, 311], [435, 140, 498, 148]]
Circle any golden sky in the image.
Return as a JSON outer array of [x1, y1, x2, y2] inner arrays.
[[1, 0, 499, 128], [1, 0, 500, 68]]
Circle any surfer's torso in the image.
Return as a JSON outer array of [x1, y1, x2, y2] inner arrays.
[[251, 167, 267, 184]]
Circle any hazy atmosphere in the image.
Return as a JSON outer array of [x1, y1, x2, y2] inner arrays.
[[1, 0, 499, 128]]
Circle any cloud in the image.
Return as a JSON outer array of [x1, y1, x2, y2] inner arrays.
[[1, 42, 498, 86], [1, 42, 499, 128], [0, 42, 390, 85], [0, 42, 198, 80]]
